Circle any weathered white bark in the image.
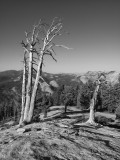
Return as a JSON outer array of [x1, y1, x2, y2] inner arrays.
[[86, 80, 100, 125], [28, 52, 44, 122], [23, 50, 33, 122], [19, 57, 26, 125]]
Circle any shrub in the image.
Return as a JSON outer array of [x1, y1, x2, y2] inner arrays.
[[95, 116, 114, 125], [115, 105, 120, 120]]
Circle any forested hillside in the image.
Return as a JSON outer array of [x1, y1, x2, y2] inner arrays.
[[0, 70, 120, 123]]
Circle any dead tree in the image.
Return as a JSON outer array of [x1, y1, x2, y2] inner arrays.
[[86, 79, 101, 125], [86, 74, 106, 125], [75, 74, 106, 127], [19, 53, 27, 125], [19, 18, 71, 126]]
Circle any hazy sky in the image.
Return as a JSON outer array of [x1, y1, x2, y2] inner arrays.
[[0, 0, 120, 73]]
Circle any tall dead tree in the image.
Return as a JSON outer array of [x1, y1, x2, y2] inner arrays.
[[76, 74, 106, 127], [19, 53, 27, 125], [19, 18, 70, 126], [86, 74, 106, 125], [86, 79, 101, 125]]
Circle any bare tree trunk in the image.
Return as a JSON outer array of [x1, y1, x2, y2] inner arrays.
[[23, 51, 33, 122], [86, 81, 100, 125], [19, 57, 26, 125], [43, 106, 47, 118], [28, 53, 43, 122], [65, 105, 67, 113]]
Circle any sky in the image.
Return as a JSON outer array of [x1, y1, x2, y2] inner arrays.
[[0, 0, 120, 73]]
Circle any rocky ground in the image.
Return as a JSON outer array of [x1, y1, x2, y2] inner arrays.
[[0, 106, 120, 160]]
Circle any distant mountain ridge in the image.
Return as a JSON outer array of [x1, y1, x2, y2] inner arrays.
[[0, 70, 120, 88], [0, 70, 22, 85], [77, 71, 120, 85]]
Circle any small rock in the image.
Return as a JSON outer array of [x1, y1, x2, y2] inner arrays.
[[26, 133, 31, 136], [56, 123, 68, 128], [9, 139, 14, 143], [17, 128, 32, 134], [0, 127, 6, 131], [17, 128, 26, 134]]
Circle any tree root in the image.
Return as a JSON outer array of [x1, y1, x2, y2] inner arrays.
[[73, 121, 103, 128], [85, 119, 99, 126]]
